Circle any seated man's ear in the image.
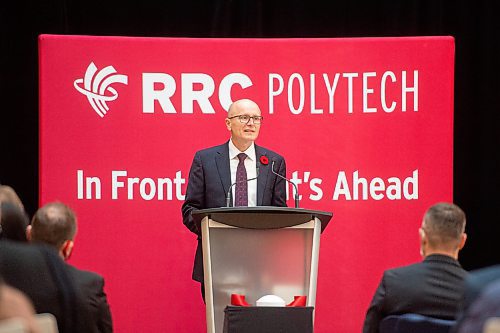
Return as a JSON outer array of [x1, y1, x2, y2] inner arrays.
[[419, 227, 428, 257], [419, 227, 427, 242], [458, 233, 467, 250], [61, 240, 74, 261]]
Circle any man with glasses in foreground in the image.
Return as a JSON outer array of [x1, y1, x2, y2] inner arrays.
[[182, 98, 287, 300]]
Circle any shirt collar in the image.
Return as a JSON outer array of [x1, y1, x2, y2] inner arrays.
[[228, 139, 256, 161], [423, 254, 461, 267]]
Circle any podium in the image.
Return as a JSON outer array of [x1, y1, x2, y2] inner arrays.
[[193, 207, 332, 333]]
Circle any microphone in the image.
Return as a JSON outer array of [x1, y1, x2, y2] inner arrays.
[[271, 160, 299, 208], [225, 163, 260, 207]]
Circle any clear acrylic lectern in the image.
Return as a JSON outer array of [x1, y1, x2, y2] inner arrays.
[[192, 207, 332, 333]]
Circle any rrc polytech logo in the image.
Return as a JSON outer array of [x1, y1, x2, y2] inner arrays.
[[73, 60, 421, 118], [74, 62, 128, 118]]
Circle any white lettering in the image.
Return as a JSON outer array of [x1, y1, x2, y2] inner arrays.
[[403, 169, 418, 199], [369, 177, 385, 200], [323, 73, 340, 114], [111, 170, 186, 201], [363, 72, 377, 113], [112, 170, 128, 199], [309, 178, 323, 201], [174, 171, 186, 200], [85, 177, 101, 199], [386, 177, 402, 200], [158, 178, 172, 200], [142, 73, 176, 113], [77, 170, 84, 199], [342, 73, 359, 114], [219, 73, 253, 111], [269, 73, 284, 114], [127, 177, 140, 199], [77, 170, 101, 200], [139, 178, 156, 201], [333, 171, 351, 200], [181, 73, 215, 114], [381, 71, 397, 112], [333, 169, 419, 201], [141, 70, 420, 116], [353, 171, 368, 200], [310, 74, 323, 114], [402, 70, 418, 112], [288, 73, 305, 115]]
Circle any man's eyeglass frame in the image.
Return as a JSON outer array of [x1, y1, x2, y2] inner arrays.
[[227, 115, 264, 124]]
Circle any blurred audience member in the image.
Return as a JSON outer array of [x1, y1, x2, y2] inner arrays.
[[459, 265, 500, 315], [0, 185, 29, 241], [0, 240, 96, 333], [0, 277, 41, 333], [28, 202, 113, 333], [452, 264, 500, 332], [0, 185, 24, 211], [0, 203, 29, 241], [363, 202, 468, 333], [455, 278, 500, 333]]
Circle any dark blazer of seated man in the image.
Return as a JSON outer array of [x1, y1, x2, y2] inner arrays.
[[27, 202, 113, 333], [0, 240, 96, 333], [182, 99, 287, 295], [362, 202, 468, 333]]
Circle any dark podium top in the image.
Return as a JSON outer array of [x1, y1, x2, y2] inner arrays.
[[192, 206, 333, 233], [223, 306, 314, 333]]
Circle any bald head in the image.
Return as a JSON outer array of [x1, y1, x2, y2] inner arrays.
[[227, 99, 261, 118], [225, 99, 263, 151], [30, 202, 77, 249]]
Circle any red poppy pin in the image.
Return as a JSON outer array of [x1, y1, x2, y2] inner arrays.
[[260, 155, 269, 165]]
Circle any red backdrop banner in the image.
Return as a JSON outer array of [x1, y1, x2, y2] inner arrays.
[[39, 35, 454, 333]]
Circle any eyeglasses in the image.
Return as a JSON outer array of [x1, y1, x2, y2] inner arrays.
[[228, 115, 264, 124]]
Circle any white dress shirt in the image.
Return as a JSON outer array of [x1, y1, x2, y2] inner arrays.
[[228, 139, 257, 206]]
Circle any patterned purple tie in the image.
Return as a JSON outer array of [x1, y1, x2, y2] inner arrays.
[[235, 153, 248, 206]]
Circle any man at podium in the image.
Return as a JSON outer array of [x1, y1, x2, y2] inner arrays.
[[181, 98, 287, 299]]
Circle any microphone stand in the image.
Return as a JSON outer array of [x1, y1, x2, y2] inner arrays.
[[271, 160, 299, 208]]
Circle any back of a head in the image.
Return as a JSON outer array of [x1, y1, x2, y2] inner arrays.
[[0, 203, 29, 242], [30, 202, 77, 250], [423, 202, 466, 251], [0, 185, 24, 212]]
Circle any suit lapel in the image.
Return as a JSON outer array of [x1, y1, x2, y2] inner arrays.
[[215, 142, 231, 197], [255, 145, 270, 206]]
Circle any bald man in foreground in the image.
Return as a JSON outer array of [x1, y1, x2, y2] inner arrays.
[[182, 99, 287, 299]]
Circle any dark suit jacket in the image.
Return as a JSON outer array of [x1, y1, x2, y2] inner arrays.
[[181, 142, 287, 282], [67, 265, 113, 333], [363, 254, 468, 333], [0, 241, 96, 333]]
